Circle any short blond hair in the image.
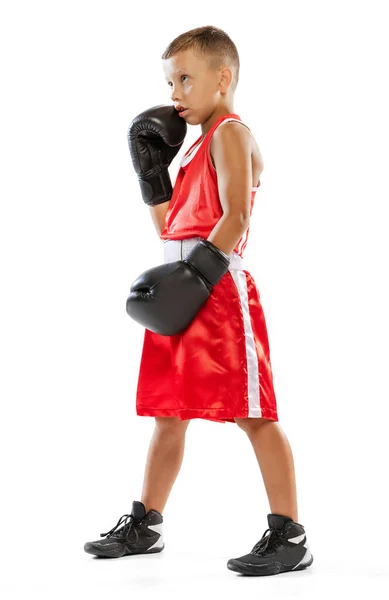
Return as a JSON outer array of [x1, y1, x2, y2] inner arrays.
[[161, 26, 240, 93]]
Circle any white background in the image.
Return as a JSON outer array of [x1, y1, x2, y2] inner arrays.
[[1, 1, 388, 598]]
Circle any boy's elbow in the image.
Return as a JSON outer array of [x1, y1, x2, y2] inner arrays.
[[226, 211, 250, 227]]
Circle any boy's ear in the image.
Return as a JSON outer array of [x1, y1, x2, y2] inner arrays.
[[219, 66, 233, 92]]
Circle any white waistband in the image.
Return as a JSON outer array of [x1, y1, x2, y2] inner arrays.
[[163, 237, 245, 271]]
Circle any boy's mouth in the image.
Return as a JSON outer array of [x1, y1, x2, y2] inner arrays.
[[175, 105, 189, 114]]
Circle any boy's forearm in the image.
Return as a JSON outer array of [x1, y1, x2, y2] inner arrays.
[[149, 207, 249, 254], [207, 213, 249, 256], [148, 202, 170, 236]]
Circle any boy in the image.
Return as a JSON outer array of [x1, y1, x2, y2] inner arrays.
[[84, 25, 313, 577]]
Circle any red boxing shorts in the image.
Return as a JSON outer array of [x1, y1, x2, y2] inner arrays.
[[135, 237, 279, 424]]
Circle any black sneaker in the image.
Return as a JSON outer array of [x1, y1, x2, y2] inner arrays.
[[227, 513, 313, 576], [84, 500, 164, 558]]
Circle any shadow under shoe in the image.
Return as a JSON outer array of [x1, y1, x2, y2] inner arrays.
[[84, 500, 164, 558]]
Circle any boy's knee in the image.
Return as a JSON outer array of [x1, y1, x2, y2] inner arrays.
[[234, 416, 273, 434], [155, 416, 191, 435]]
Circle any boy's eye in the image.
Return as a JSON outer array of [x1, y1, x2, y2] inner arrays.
[[168, 75, 188, 86]]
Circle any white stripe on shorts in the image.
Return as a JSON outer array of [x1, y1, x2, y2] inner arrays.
[[230, 269, 262, 418]]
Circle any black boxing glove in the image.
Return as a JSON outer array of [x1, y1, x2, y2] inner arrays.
[[126, 239, 230, 335], [127, 104, 187, 206]]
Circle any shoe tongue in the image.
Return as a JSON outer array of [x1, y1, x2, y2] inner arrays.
[[267, 513, 294, 532], [131, 501, 147, 521]]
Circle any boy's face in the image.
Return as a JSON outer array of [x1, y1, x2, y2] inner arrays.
[[163, 49, 222, 124]]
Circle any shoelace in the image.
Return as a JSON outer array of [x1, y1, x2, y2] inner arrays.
[[250, 527, 284, 556], [100, 513, 141, 542]]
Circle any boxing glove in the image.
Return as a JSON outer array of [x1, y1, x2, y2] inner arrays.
[[127, 104, 187, 206], [126, 239, 230, 335]]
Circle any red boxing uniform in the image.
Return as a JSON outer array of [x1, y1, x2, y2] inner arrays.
[[135, 113, 279, 424]]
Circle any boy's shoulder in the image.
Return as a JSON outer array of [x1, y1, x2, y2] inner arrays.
[[212, 118, 258, 150], [210, 118, 261, 159], [210, 119, 264, 183]]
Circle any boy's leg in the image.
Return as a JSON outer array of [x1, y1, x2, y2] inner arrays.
[[141, 416, 191, 515], [234, 418, 298, 522]]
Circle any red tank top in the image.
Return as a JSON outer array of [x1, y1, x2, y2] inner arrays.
[[159, 113, 260, 258]]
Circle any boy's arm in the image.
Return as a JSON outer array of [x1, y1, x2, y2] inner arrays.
[[149, 201, 170, 236], [207, 122, 253, 255]]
